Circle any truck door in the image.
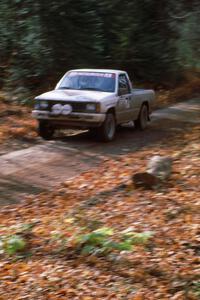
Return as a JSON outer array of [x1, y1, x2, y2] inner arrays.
[[116, 74, 133, 123]]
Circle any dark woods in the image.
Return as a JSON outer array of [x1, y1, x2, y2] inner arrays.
[[0, 0, 199, 91]]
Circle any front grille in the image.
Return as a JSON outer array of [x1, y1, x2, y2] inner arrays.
[[48, 101, 87, 113]]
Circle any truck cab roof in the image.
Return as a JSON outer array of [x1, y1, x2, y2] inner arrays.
[[68, 69, 126, 75]]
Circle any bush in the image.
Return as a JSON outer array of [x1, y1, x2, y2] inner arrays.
[[51, 226, 154, 256], [0, 222, 35, 256], [0, 235, 26, 255]]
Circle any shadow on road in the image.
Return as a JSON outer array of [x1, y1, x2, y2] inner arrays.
[[53, 119, 188, 157], [0, 176, 46, 205]]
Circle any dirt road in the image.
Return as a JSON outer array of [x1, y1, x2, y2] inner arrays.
[[0, 98, 199, 204]]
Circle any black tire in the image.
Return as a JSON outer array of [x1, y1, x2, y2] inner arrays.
[[98, 113, 116, 142], [38, 121, 55, 140], [134, 104, 149, 130]]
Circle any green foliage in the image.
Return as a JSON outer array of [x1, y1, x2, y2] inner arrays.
[[0, 0, 199, 90], [0, 222, 153, 257], [77, 227, 113, 244], [51, 226, 154, 256], [0, 235, 26, 255], [122, 230, 154, 245], [76, 227, 153, 255], [176, 14, 200, 69], [77, 227, 116, 255], [192, 281, 200, 298], [0, 222, 36, 256]]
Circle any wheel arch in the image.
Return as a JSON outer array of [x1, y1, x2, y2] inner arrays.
[[106, 107, 116, 117]]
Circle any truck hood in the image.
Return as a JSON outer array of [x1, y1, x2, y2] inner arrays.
[[35, 89, 115, 102]]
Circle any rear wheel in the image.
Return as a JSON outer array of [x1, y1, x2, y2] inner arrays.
[[134, 104, 149, 130], [38, 121, 55, 140], [98, 113, 116, 142]]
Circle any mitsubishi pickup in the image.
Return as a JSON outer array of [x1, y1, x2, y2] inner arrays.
[[32, 69, 155, 141]]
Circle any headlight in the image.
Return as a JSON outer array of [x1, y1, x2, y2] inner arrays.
[[51, 104, 63, 115], [40, 100, 48, 109], [86, 103, 96, 112], [62, 104, 72, 115]]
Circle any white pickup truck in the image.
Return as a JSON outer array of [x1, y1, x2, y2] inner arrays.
[[32, 69, 155, 141]]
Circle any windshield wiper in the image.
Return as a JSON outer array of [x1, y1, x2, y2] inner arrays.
[[58, 87, 107, 92], [58, 87, 74, 90], [78, 87, 104, 92]]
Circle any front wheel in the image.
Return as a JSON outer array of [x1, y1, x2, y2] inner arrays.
[[98, 113, 116, 142], [38, 121, 55, 140], [134, 104, 149, 130]]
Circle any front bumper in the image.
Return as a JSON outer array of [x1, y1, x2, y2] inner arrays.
[[32, 110, 105, 127]]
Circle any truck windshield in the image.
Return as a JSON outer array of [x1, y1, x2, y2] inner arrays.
[[58, 72, 116, 93]]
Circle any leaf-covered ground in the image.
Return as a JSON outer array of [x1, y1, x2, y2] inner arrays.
[[0, 123, 199, 299], [0, 97, 37, 154]]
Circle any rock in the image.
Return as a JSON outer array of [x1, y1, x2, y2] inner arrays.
[[132, 172, 160, 189], [147, 155, 172, 180]]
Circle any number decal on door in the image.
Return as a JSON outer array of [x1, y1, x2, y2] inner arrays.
[[124, 98, 130, 109]]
